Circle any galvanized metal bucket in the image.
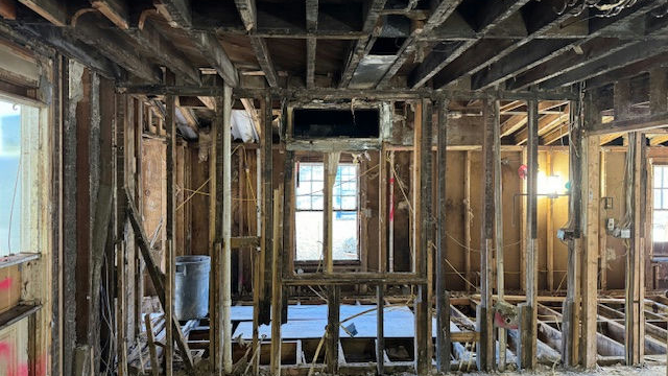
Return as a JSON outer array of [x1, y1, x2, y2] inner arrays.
[[174, 255, 211, 320]]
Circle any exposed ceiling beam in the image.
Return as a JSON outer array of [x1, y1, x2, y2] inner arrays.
[[515, 112, 568, 144], [156, 0, 239, 87], [586, 111, 668, 136], [338, 0, 386, 88], [18, 0, 66, 26], [501, 101, 566, 136], [69, 15, 162, 83], [305, 0, 317, 89], [241, 98, 261, 137], [510, 16, 668, 90], [376, 0, 463, 89], [232, 0, 278, 87], [13, 22, 119, 78], [90, 0, 128, 29], [409, 0, 531, 89], [586, 51, 668, 90], [124, 20, 201, 85], [471, 1, 666, 90], [541, 38, 668, 90], [234, 0, 255, 31]]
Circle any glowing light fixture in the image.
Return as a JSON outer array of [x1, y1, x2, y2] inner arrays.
[[537, 173, 567, 198]]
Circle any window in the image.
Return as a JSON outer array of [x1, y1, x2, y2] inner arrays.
[[653, 165, 668, 243], [295, 162, 359, 262], [0, 99, 42, 257]]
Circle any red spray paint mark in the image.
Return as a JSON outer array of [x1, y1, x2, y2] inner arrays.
[[0, 277, 13, 291]]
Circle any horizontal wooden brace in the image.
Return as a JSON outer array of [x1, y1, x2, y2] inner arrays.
[[283, 272, 426, 286], [230, 236, 260, 248], [586, 111, 668, 136], [118, 86, 578, 101]]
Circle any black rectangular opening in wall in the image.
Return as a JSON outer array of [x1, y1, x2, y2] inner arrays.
[[293, 108, 380, 138]]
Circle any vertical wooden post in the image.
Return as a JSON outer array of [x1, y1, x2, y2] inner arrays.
[[493, 99, 506, 371], [260, 93, 274, 325], [114, 92, 129, 376], [581, 94, 600, 368], [164, 72, 176, 376], [222, 84, 233, 373], [519, 99, 538, 370], [478, 99, 495, 372], [435, 97, 451, 373], [270, 188, 283, 376], [324, 152, 340, 273], [326, 286, 340, 374], [414, 98, 432, 375], [210, 93, 221, 374], [377, 144, 388, 375], [562, 99, 582, 368], [546, 151, 554, 291], [464, 151, 472, 291]]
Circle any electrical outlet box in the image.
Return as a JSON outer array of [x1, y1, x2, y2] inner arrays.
[[613, 227, 631, 239], [557, 228, 578, 241], [606, 218, 615, 232]]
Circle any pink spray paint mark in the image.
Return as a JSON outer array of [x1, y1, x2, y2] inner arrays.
[[389, 177, 395, 221], [0, 340, 30, 376], [0, 277, 13, 291]]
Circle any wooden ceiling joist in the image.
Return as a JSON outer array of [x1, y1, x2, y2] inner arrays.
[[376, 0, 463, 89], [18, 0, 67, 26], [156, 0, 239, 87], [305, 0, 318, 88], [71, 16, 162, 83], [541, 38, 668, 90], [90, 0, 129, 30], [338, 0, 386, 88]]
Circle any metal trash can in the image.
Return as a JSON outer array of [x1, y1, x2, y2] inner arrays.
[[175, 255, 211, 320]]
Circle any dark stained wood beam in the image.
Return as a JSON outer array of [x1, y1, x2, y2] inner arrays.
[[376, 0, 462, 89], [250, 37, 278, 87], [154, 0, 191, 28], [231, 0, 277, 87], [511, 15, 668, 90], [124, 20, 201, 84], [470, 1, 666, 90], [155, 0, 239, 86], [69, 15, 162, 83], [234, 0, 255, 31], [15, 22, 119, 78], [305, 0, 317, 88], [410, 0, 531, 89], [586, 51, 668, 90], [18, 0, 66, 25], [541, 39, 668, 89], [338, 0, 386, 88], [90, 0, 129, 29], [586, 111, 668, 136]]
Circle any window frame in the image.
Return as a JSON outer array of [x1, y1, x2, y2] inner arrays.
[[293, 160, 361, 265], [0, 93, 49, 260]]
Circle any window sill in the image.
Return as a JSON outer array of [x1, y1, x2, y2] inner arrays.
[[0, 303, 41, 332], [0, 253, 40, 270]]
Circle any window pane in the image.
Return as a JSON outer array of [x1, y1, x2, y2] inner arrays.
[[333, 211, 358, 260], [655, 189, 662, 210], [654, 210, 668, 242], [663, 190, 668, 210], [656, 166, 663, 188], [296, 195, 311, 210], [299, 164, 312, 182], [663, 166, 668, 187], [341, 196, 357, 210], [295, 211, 324, 261], [0, 100, 22, 256], [312, 194, 323, 210], [312, 165, 323, 181]]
